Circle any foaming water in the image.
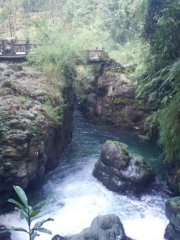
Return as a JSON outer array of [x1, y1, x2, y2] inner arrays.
[[0, 112, 168, 240]]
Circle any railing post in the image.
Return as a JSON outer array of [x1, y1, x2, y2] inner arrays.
[[11, 39, 15, 54], [87, 50, 89, 60], [2, 40, 6, 55], [26, 38, 30, 53]]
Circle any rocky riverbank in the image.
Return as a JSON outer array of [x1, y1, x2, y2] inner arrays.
[[0, 62, 74, 203]]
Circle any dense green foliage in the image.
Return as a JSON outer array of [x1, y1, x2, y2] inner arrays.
[[137, 0, 180, 162], [0, 186, 53, 240]]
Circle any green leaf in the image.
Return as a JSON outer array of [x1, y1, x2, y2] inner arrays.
[[31, 232, 39, 240], [30, 210, 41, 218], [13, 186, 28, 207], [0, 226, 28, 233], [19, 209, 29, 222], [8, 198, 26, 211], [32, 199, 52, 210], [34, 218, 54, 228], [32, 227, 52, 235]]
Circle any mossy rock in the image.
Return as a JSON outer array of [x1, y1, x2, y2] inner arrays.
[[93, 140, 155, 194]]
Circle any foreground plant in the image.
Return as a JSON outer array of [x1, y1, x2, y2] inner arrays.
[[0, 185, 53, 240]]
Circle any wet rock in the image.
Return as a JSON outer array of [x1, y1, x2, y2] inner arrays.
[[34, 89, 48, 102], [0, 191, 11, 205], [78, 66, 149, 131], [165, 197, 180, 229], [0, 77, 7, 83], [0, 226, 11, 240], [52, 235, 66, 240], [13, 71, 26, 79], [165, 222, 180, 240], [2, 146, 21, 161], [0, 63, 7, 71], [1, 80, 12, 88], [2, 70, 14, 77], [25, 101, 39, 110], [164, 158, 180, 193], [7, 64, 23, 72], [164, 197, 180, 239], [69, 214, 130, 240], [93, 141, 155, 194]]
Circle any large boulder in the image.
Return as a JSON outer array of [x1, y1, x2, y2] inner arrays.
[[69, 214, 132, 240], [52, 235, 66, 240], [93, 141, 155, 194], [164, 197, 180, 239]]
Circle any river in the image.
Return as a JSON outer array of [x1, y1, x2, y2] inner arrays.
[[0, 112, 168, 240]]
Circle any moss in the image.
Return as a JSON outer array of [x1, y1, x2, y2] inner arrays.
[[27, 125, 43, 140], [3, 161, 13, 166], [0, 111, 9, 143], [106, 140, 128, 153], [1, 80, 12, 88], [166, 197, 180, 205], [45, 104, 68, 125], [94, 160, 100, 171], [19, 96, 28, 104]]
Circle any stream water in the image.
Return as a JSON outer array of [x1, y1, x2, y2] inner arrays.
[[0, 112, 169, 240]]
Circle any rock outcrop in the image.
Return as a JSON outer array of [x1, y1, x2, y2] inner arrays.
[[78, 65, 149, 131], [164, 159, 180, 193], [165, 197, 180, 240], [52, 235, 65, 240], [93, 141, 155, 194], [0, 63, 74, 203], [69, 214, 132, 240]]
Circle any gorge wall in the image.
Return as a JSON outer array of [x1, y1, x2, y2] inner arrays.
[[78, 64, 149, 132], [0, 62, 74, 203]]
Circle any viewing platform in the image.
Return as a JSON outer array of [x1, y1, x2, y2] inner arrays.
[[0, 39, 36, 60]]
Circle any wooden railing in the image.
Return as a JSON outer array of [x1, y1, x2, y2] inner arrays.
[[86, 49, 109, 62], [0, 39, 110, 64], [0, 39, 36, 58]]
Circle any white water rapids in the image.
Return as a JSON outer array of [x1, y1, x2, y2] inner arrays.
[[0, 112, 168, 240]]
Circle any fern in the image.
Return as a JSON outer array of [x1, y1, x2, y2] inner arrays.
[[158, 94, 180, 162]]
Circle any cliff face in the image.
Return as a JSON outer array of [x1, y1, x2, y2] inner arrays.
[[164, 159, 180, 193], [0, 62, 74, 203], [78, 65, 149, 132]]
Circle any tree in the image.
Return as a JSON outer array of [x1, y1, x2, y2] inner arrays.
[[101, 0, 144, 44], [0, 0, 25, 37]]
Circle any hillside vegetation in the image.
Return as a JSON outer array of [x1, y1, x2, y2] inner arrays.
[[1, 0, 180, 185]]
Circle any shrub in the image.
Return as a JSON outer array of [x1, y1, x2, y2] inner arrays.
[[0, 186, 53, 240]]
